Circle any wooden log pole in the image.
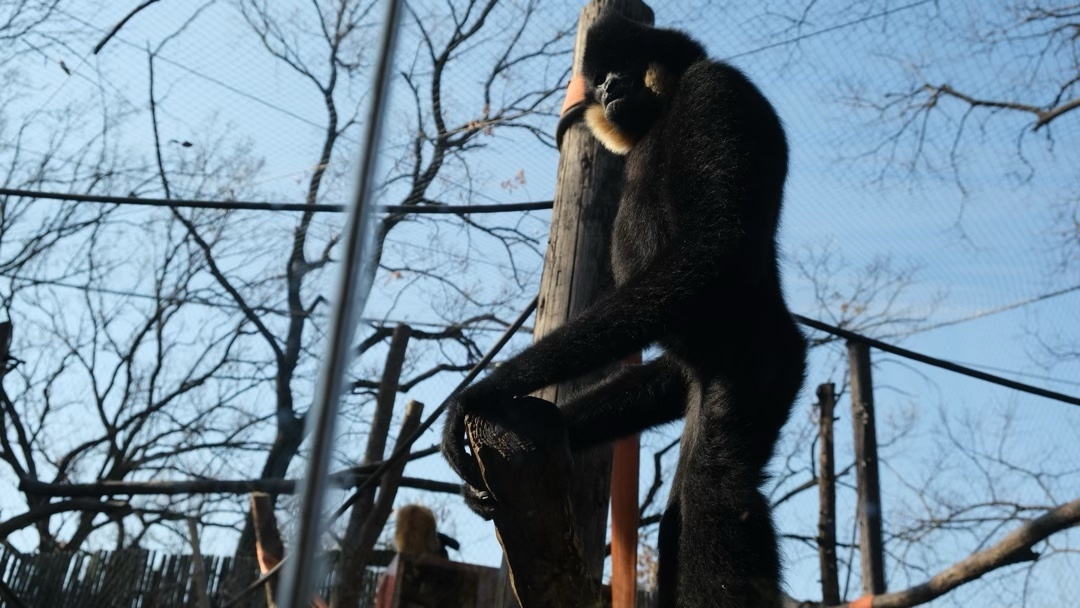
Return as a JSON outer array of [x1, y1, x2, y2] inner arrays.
[[19, 474, 458, 498], [251, 492, 285, 608], [466, 397, 600, 608], [346, 401, 424, 572], [187, 517, 212, 608], [0, 322, 11, 406], [537, 0, 654, 580], [0, 322, 10, 377], [848, 341, 886, 595], [363, 325, 413, 465], [816, 383, 840, 605]]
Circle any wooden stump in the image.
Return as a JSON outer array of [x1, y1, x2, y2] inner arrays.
[[465, 396, 601, 608]]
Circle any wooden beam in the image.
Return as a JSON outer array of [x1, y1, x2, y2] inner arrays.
[[186, 518, 212, 608], [333, 326, 413, 608], [363, 325, 413, 465], [251, 492, 284, 607], [18, 474, 459, 497], [332, 400, 424, 608]]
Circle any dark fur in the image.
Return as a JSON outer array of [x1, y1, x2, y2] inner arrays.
[[441, 14, 806, 607]]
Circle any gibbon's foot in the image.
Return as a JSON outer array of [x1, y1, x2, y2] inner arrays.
[[442, 387, 498, 491], [441, 383, 515, 518], [444, 393, 562, 520], [462, 483, 498, 520]]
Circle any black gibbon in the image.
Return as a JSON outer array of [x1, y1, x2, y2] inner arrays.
[[394, 504, 458, 559], [441, 13, 806, 608]]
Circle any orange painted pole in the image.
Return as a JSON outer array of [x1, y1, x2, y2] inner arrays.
[[610, 354, 642, 608], [611, 434, 640, 608]]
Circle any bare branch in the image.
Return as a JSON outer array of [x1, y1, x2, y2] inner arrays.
[[94, 0, 162, 54], [793, 497, 1080, 608], [926, 83, 1080, 131]]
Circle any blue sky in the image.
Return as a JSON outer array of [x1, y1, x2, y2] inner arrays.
[[2, 0, 1077, 604]]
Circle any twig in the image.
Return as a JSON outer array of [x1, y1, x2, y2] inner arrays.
[[94, 0, 161, 54]]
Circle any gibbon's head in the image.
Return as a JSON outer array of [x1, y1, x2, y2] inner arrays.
[[581, 14, 706, 155]]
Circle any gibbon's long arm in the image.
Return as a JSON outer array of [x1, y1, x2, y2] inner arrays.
[[442, 227, 739, 492]]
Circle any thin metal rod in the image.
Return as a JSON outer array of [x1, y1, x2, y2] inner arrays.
[[0, 187, 554, 214], [795, 315, 1080, 407], [275, 1, 405, 606]]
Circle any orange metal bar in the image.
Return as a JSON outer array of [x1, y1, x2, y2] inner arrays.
[[610, 353, 642, 608]]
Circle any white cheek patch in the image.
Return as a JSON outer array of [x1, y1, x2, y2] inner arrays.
[[584, 104, 636, 155], [644, 62, 671, 95]]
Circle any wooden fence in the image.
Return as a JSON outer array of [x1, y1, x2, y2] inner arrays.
[[0, 547, 384, 608]]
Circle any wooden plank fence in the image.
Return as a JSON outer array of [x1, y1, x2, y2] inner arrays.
[[0, 547, 385, 608]]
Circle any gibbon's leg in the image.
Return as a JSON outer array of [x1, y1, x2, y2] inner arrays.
[[560, 355, 691, 451], [656, 493, 682, 608], [672, 383, 786, 608], [677, 477, 781, 607], [442, 246, 742, 494], [457, 357, 692, 517]]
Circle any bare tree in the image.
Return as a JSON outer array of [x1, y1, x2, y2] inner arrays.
[[1, 218, 262, 552], [854, 2, 1079, 176], [0, 1, 61, 52], [1, 0, 567, 567], [842, 2, 1080, 283], [792, 244, 940, 346], [203, 0, 570, 564]]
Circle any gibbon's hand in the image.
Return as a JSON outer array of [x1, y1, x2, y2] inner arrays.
[[440, 382, 508, 519]]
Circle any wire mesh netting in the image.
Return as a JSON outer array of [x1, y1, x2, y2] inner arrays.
[[0, 1, 1076, 607]]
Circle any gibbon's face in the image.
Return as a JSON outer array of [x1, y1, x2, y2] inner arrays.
[[581, 18, 673, 155]]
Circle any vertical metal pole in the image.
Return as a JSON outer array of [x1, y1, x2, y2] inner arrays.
[[276, 1, 403, 606]]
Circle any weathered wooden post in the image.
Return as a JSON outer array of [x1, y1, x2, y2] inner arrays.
[[816, 383, 840, 605], [848, 342, 886, 595], [341, 400, 424, 607], [186, 518, 212, 608], [251, 492, 285, 607], [535, 0, 654, 582]]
